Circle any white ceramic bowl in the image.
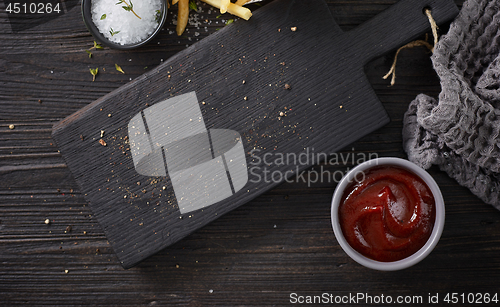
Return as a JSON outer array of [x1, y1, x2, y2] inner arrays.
[[331, 157, 445, 271]]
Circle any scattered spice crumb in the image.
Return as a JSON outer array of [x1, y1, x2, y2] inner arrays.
[[279, 111, 284, 117], [201, 101, 206, 105], [340, 105, 343, 109], [66, 225, 72, 233], [175, 264, 180, 268], [64, 269, 69, 274], [290, 26, 297, 31], [99, 139, 107, 146], [209, 289, 214, 294], [8, 124, 15, 130], [242, 80, 246, 84], [38, 99, 42, 104], [83, 231, 87, 235], [244, 96, 248, 101], [284, 83, 291, 90], [44, 219, 50, 225], [80, 135, 85, 141], [108, 114, 112, 117], [100, 130, 105, 138]]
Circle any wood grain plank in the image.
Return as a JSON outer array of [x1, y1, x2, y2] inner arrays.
[[4, 0, 500, 306]]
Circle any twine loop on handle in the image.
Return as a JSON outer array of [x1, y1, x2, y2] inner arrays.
[[383, 8, 439, 86]]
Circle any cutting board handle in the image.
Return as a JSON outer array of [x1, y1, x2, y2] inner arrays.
[[349, 0, 458, 64]]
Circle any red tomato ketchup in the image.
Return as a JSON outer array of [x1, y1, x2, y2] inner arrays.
[[339, 166, 436, 262]]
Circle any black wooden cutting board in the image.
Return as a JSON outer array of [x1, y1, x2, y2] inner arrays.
[[52, 0, 458, 268]]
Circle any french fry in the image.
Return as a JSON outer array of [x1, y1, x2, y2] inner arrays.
[[235, 0, 250, 5], [176, 0, 189, 36], [201, 0, 252, 20], [172, 0, 179, 4], [220, 0, 230, 13]]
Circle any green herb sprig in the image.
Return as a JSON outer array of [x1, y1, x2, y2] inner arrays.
[[109, 28, 120, 36], [115, 64, 125, 74], [189, 0, 197, 11], [116, 0, 141, 19], [155, 10, 162, 23], [90, 68, 98, 81], [86, 41, 103, 58]]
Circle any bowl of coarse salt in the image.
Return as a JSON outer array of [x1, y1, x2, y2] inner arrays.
[[82, 0, 167, 50]]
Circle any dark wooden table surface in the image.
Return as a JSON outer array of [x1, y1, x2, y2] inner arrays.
[[3, 0, 500, 306]]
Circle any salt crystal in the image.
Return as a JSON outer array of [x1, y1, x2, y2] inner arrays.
[[91, 0, 163, 45]]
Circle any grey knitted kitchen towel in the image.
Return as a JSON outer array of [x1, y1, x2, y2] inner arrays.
[[402, 0, 500, 210]]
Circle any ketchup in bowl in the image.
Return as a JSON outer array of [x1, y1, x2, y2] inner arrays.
[[338, 166, 436, 262]]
